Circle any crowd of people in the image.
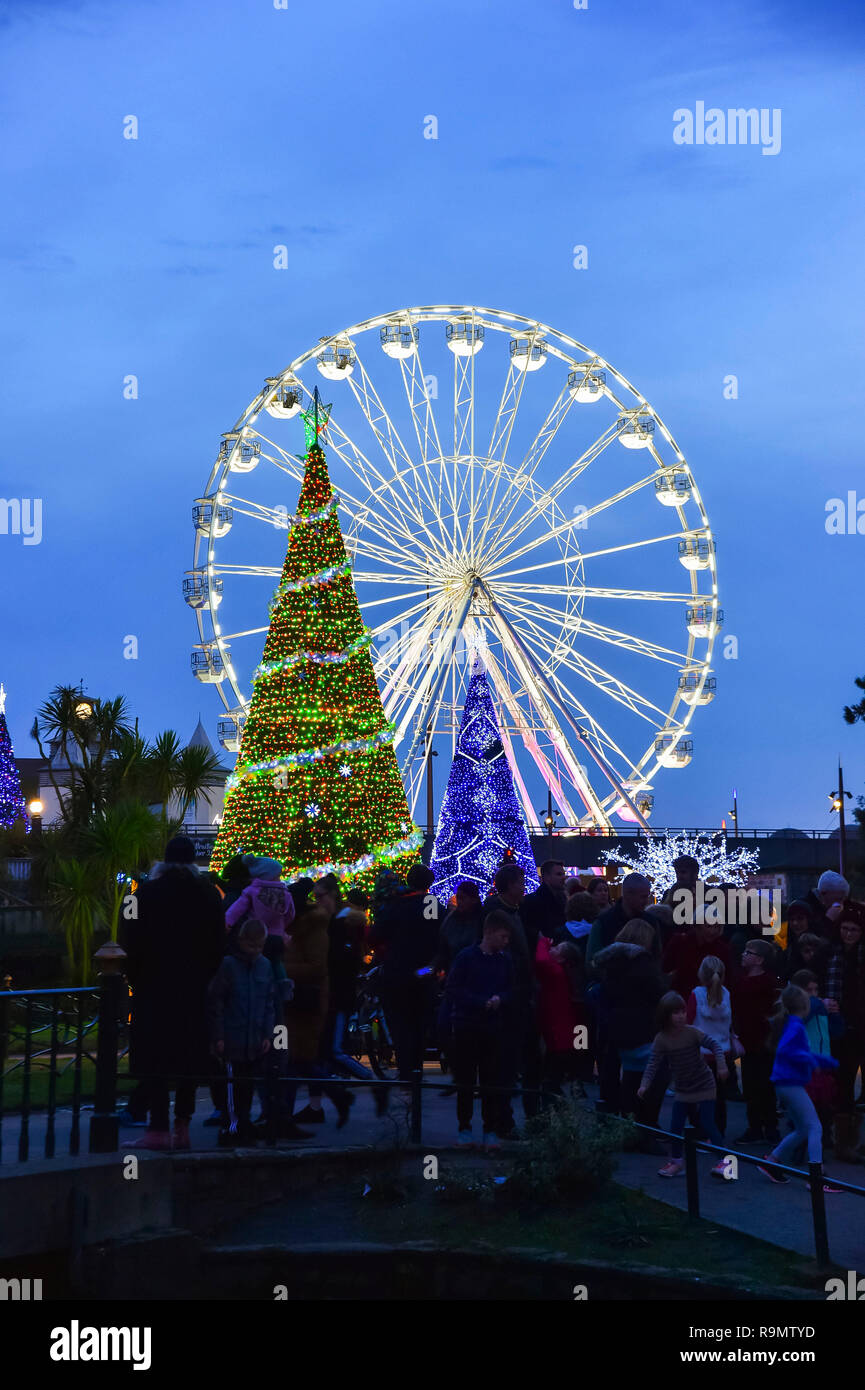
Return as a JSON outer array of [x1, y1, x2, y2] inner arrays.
[[120, 837, 865, 1190]]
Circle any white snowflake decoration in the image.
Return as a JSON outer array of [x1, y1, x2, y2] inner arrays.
[[305, 802, 321, 819], [600, 830, 759, 897], [339, 764, 351, 777]]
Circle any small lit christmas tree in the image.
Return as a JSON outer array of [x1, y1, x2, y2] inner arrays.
[[210, 390, 422, 887], [429, 659, 539, 902], [0, 685, 29, 831], [600, 829, 759, 895]]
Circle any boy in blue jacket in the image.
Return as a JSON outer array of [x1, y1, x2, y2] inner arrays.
[[757, 984, 840, 1191]]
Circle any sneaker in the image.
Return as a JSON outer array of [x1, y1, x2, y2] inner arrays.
[[457, 1128, 474, 1147], [710, 1160, 730, 1180], [133, 1129, 172, 1151], [292, 1104, 326, 1124], [757, 1155, 790, 1184], [816, 1178, 843, 1194], [202, 1108, 224, 1127], [483, 1132, 501, 1151], [658, 1160, 684, 1177]]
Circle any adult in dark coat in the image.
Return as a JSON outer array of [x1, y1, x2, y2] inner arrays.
[[369, 864, 439, 1085], [592, 922, 669, 1131], [123, 836, 226, 1150], [433, 882, 485, 975], [520, 860, 567, 947]]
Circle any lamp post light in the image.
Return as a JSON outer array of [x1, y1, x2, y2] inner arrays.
[[540, 788, 558, 839], [28, 799, 43, 838], [829, 763, 852, 878]]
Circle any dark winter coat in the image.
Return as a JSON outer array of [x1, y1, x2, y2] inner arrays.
[[123, 863, 226, 1080], [433, 907, 484, 975], [592, 941, 668, 1050], [483, 894, 534, 1006], [283, 909, 330, 1060], [328, 906, 368, 1014], [208, 948, 276, 1061], [662, 930, 732, 998], [520, 883, 566, 950], [445, 944, 514, 1031], [369, 891, 439, 986]]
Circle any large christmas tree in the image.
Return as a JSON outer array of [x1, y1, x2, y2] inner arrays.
[[0, 685, 29, 831], [429, 660, 538, 902], [210, 390, 422, 886]]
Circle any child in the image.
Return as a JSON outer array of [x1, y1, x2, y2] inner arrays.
[[732, 938, 780, 1143], [790, 968, 838, 1148], [686, 955, 734, 1136], [758, 984, 840, 1192], [225, 856, 295, 962], [638, 991, 729, 1179], [445, 911, 514, 1150], [208, 920, 275, 1142]]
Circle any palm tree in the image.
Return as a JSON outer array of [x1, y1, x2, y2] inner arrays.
[[50, 858, 100, 983], [83, 802, 165, 942]]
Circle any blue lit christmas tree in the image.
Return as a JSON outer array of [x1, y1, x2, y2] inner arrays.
[[429, 660, 538, 902], [0, 685, 29, 831]]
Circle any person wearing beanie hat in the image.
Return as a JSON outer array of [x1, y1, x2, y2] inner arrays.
[[164, 834, 197, 864], [803, 870, 851, 943], [226, 859, 295, 943]]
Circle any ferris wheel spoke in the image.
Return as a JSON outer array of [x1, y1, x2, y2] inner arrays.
[[379, 594, 454, 715], [211, 564, 281, 578], [485, 421, 619, 566], [479, 596, 610, 825], [476, 385, 574, 561], [496, 590, 688, 665], [486, 468, 663, 572], [480, 637, 581, 826], [209, 626, 269, 642], [491, 529, 702, 583], [497, 599, 669, 724], [394, 589, 475, 767], [573, 616, 691, 666], [324, 415, 449, 560], [345, 346, 443, 523], [495, 581, 694, 603], [395, 321, 465, 543], [347, 535, 429, 572], [468, 368, 540, 563]]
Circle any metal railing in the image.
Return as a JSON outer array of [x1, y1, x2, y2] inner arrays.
[[4, 973, 865, 1270]]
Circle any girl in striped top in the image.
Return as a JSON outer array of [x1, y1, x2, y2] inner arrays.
[[638, 991, 731, 1179]]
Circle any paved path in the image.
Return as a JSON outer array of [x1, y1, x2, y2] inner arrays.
[[3, 1071, 865, 1270]]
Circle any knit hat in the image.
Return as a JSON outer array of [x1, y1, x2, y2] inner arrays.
[[164, 835, 196, 864], [242, 855, 283, 880], [817, 870, 850, 896]]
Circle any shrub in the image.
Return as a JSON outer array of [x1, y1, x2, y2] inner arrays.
[[507, 1099, 635, 1202]]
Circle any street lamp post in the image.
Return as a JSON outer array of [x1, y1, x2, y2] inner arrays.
[[28, 799, 43, 839], [830, 764, 852, 879]]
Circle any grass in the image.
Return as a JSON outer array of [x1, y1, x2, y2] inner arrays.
[[1, 1055, 133, 1113], [347, 1162, 821, 1294]]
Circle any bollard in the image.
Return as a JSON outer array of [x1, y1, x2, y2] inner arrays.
[[683, 1123, 700, 1220], [89, 943, 127, 1154], [808, 1162, 831, 1267]]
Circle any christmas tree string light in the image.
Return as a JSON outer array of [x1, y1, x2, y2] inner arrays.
[[210, 389, 422, 887], [429, 659, 538, 902], [0, 684, 29, 831]]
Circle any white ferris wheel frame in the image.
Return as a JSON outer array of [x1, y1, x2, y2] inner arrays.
[[190, 305, 720, 833]]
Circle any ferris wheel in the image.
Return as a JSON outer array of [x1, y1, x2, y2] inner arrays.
[[186, 305, 721, 831]]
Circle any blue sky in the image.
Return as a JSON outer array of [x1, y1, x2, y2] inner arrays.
[[2, 0, 864, 832]]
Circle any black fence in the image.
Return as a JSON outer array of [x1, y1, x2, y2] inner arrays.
[[3, 975, 865, 1269]]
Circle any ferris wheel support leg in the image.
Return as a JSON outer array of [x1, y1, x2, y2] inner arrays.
[[480, 589, 612, 829], [481, 646, 580, 827]]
